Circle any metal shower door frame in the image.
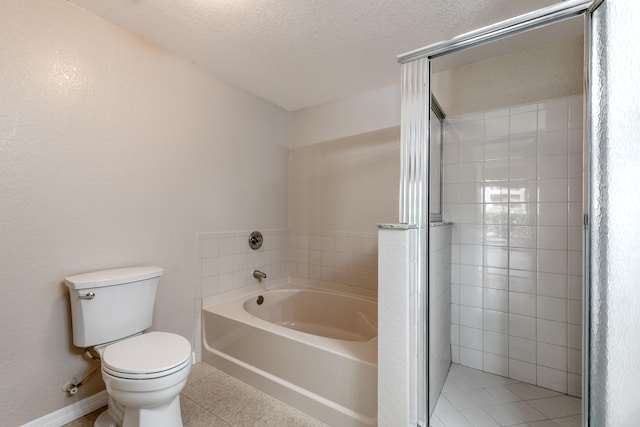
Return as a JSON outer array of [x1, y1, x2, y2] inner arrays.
[[397, 1, 603, 424]]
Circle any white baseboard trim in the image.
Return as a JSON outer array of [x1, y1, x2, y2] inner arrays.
[[21, 390, 108, 427]]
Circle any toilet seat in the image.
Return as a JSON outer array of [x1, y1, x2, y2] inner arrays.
[[102, 331, 191, 380]]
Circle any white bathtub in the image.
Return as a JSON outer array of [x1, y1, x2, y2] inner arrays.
[[202, 284, 378, 426]]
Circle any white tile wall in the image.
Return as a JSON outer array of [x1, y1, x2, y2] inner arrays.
[[429, 224, 453, 416], [198, 229, 289, 299], [444, 95, 584, 397], [288, 229, 378, 290], [198, 229, 379, 302]]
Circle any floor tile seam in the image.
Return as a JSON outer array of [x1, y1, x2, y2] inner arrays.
[[480, 402, 553, 423], [469, 391, 521, 406], [444, 387, 490, 393], [186, 371, 219, 387], [441, 393, 500, 407], [195, 398, 238, 427], [180, 385, 204, 402], [195, 406, 235, 427], [443, 391, 523, 405], [440, 400, 522, 413], [550, 415, 579, 421], [481, 384, 529, 394], [519, 396, 565, 404], [181, 390, 234, 423], [181, 393, 205, 407], [478, 386, 578, 402], [435, 406, 467, 414], [181, 392, 226, 421], [460, 405, 525, 427], [525, 396, 577, 407]]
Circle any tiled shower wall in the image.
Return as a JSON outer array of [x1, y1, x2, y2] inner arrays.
[[429, 223, 452, 416], [443, 95, 583, 397]]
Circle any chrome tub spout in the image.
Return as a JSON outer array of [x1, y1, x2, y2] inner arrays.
[[252, 269, 267, 280]]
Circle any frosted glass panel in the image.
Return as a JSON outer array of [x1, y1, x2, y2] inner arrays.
[[430, 109, 442, 219], [589, 0, 640, 425], [400, 59, 429, 226], [400, 58, 430, 426]]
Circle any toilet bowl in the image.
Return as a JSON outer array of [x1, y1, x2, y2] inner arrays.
[[95, 332, 192, 427], [65, 266, 192, 427]]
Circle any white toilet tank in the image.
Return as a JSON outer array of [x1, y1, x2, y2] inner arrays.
[[65, 266, 163, 348]]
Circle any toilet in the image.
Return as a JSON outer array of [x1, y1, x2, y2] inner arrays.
[[65, 266, 192, 427]]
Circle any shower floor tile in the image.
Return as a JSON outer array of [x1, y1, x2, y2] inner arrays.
[[431, 364, 581, 427]]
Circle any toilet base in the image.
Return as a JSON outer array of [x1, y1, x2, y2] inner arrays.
[[122, 394, 183, 427], [99, 344, 191, 427], [94, 409, 117, 427], [94, 394, 124, 427], [93, 393, 183, 427]]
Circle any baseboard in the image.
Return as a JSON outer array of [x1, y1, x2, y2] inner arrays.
[[21, 390, 108, 427]]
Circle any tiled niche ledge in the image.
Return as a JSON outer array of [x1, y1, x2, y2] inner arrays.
[[289, 229, 379, 292]]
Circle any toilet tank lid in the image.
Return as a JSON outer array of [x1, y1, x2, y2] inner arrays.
[[65, 266, 163, 290]]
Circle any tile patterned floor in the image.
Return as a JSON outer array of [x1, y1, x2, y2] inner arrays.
[[63, 361, 582, 427], [430, 364, 582, 427], [63, 362, 328, 427]]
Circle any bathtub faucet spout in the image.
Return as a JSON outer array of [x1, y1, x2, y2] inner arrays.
[[252, 269, 267, 280]]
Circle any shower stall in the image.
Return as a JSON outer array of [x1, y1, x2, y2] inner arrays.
[[378, 0, 640, 426]]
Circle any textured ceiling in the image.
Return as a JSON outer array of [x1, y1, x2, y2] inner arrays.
[[68, 0, 561, 111]]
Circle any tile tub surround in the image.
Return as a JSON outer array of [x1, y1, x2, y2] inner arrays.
[[194, 228, 388, 425], [198, 230, 290, 299], [62, 362, 328, 427], [196, 229, 378, 360], [430, 363, 581, 427], [444, 95, 584, 396], [198, 229, 378, 301], [289, 229, 379, 291], [196, 230, 289, 362]]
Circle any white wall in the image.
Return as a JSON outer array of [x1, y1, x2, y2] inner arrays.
[[588, 1, 640, 423], [377, 226, 418, 427], [288, 126, 400, 292], [0, 1, 289, 425], [290, 84, 401, 148], [432, 35, 584, 116], [289, 84, 402, 292], [290, 128, 400, 233]]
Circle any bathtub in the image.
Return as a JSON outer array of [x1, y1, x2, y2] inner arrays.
[[202, 283, 378, 426]]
